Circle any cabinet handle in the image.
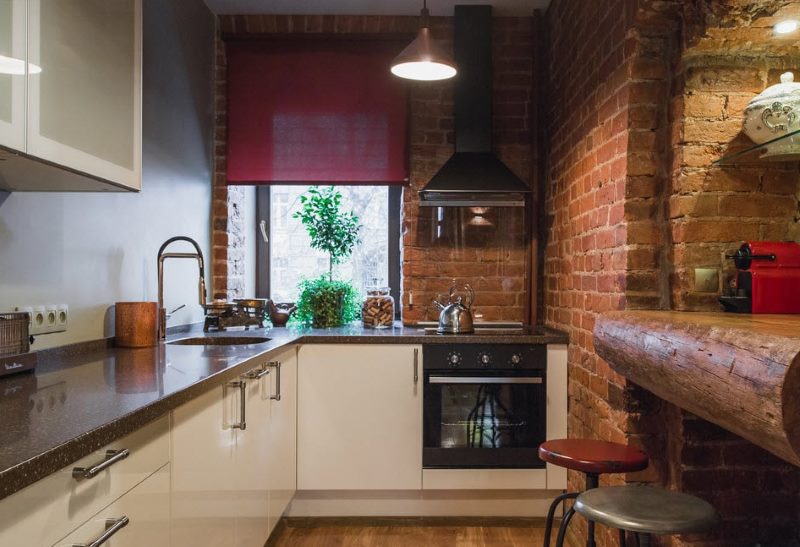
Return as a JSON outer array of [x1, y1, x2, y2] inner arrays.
[[229, 380, 247, 430], [413, 348, 419, 384], [243, 365, 270, 380], [266, 361, 281, 401], [72, 515, 129, 547], [72, 449, 130, 481]]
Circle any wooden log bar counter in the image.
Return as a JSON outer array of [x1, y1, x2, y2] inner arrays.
[[593, 311, 800, 466]]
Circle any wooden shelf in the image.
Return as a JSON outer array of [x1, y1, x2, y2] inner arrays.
[[594, 311, 800, 467]]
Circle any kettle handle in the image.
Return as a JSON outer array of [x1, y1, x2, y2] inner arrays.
[[464, 284, 475, 309]]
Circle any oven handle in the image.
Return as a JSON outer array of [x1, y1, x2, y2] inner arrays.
[[428, 376, 543, 384]]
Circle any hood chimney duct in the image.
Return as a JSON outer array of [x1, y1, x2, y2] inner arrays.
[[419, 4, 531, 207]]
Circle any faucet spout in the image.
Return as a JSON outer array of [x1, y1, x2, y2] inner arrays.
[[157, 236, 208, 339]]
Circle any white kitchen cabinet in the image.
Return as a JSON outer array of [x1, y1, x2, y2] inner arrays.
[[53, 463, 170, 547], [0, 0, 26, 151], [0, 415, 169, 547], [0, 0, 142, 191], [297, 344, 423, 491], [26, 0, 142, 190], [171, 383, 238, 547], [234, 364, 272, 547], [266, 346, 297, 535], [171, 356, 286, 547]]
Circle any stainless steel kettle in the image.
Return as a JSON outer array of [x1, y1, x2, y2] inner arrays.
[[433, 284, 475, 334]]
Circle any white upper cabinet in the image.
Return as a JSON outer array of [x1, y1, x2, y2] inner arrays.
[[27, 0, 142, 190], [0, 0, 26, 151], [0, 0, 142, 191]]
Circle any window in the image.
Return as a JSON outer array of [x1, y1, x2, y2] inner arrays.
[[273, 192, 289, 229], [256, 185, 401, 308]]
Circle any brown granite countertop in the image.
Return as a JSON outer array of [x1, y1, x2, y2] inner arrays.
[[0, 323, 567, 501]]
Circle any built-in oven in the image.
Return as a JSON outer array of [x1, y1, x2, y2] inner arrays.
[[423, 344, 547, 469]]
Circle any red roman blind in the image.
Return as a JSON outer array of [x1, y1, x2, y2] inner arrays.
[[226, 40, 409, 185]]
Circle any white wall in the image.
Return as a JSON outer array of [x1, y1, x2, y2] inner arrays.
[[0, 0, 216, 349]]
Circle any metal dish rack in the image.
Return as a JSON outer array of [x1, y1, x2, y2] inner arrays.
[[0, 312, 30, 357]]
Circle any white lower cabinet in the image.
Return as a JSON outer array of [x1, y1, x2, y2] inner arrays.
[[171, 350, 297, 547], [0, 415, 169, 547], [53, 464, 170, 547], [266, 346, 297, 536], [297, 344, 422, 491], [170, 384, 238, 547]]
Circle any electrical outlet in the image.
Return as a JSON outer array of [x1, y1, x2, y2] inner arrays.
[[694, 268, 720, 293], [56, 305, 68, 331], [44, 306, 58, 332], [30, 306, 46, 335], [16, 304, 68, 335]]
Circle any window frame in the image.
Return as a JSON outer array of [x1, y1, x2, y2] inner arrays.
[[255, 185, 402, 315]]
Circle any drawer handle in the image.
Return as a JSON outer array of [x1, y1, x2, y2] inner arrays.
[[72, 449, 130, 481], [72, 515, 129, 547]]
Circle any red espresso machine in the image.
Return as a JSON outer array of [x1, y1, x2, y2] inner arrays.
[[720, 242, 800, 314]]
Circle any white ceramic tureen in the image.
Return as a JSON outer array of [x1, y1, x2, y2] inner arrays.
[[743, 71, 800, 160]]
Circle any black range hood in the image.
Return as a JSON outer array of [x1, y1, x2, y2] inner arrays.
[[419, 5, 531, 208]]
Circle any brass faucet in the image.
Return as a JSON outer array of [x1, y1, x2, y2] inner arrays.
[[157, 236, 207, 339]]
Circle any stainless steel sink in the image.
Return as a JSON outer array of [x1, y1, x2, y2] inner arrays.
[[168, 336, 271, 346]]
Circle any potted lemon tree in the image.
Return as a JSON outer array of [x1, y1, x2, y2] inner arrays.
[[292, 186, 361, 328]]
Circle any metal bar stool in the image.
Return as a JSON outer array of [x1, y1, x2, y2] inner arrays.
[[573, 485, 719, 546], [539, 439, 649, 547]]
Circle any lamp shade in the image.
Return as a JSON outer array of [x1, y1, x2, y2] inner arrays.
[[391, 27, 457, 81]]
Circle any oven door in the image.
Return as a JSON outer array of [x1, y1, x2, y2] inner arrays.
[[423, 370, 546, 469]]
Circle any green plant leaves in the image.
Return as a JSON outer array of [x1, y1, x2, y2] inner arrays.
[[291, 186, 362, 275], [290, 186, 363, 327], [292, 276, 361, 328]]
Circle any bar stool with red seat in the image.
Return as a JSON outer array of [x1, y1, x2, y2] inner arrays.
[[539, 439, 649, 547]]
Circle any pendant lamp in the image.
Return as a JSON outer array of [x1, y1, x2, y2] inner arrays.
[[390, 0, 457, 81]]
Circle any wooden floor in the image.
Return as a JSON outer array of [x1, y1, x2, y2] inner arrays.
[[269, 519, 547, 546]]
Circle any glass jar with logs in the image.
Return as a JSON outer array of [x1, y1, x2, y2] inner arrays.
[[362, 284, 394, 328]]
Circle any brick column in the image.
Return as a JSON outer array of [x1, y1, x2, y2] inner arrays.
[[212, 26, 247, 301]]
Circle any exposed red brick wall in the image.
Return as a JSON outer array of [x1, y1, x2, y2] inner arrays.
[[668, 0, 800, 311], [212, 26, 247, 301], [212, 14, 533, 323], [661, 2, 800, 545], [544, 0, 675, 543], [546, 0, 800, 545]]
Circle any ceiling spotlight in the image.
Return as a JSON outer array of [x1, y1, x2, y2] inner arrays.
[[775, 19, 799, 35]]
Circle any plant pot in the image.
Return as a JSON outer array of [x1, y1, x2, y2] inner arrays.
[[309, 288, 346, 328], [296, 277, 360, 328]]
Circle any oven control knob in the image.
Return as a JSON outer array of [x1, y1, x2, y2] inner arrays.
[[447, 351, 462, 367], [510, 353, 523, 366], [478, 351, 493, 367]]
